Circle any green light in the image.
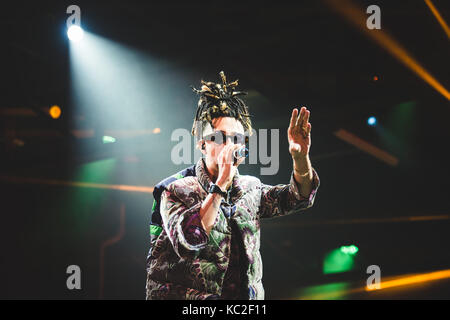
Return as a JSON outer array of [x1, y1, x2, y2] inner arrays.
[[323, 245, 359, 274], [67, 158, 117, 232], [380, 101, 417, 162], [75, 158, 116, 183], [297, 282, 351, 300], [387, 101, 417, 140], [340, 245, 359, 255], [102, 135, 116, 143]]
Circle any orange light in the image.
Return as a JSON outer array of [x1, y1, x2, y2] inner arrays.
[[366, 269, 450, 291], [49, 105, 61, 119], [153, 127, 161, 134], [326, 0, 450, 101], [296, 268, 450, 299], [0, 176, 154, 194], [425, 0, 450, 39], [373, 75, 379, 81], [334, 129, 399, 166]]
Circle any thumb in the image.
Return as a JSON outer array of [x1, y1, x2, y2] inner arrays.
[[235, 155, 245, 167], [290, 143, 301, 153]]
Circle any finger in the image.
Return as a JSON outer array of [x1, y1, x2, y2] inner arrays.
[[304, 109, 310, 125], [305, 122, 311, 137], [219, 144, 231, 164], [295, 106, 305, 127], [217, 149, 225, 165], [232, 144, 246, 165], [295, 107, 303, 127], [220, 144, 229, 164], [302, 110, 310, 130], [235, 155, 245, 167], [232, 144, 242, 160], [289, 108, 298, 129], [226, 144, 237, 164]]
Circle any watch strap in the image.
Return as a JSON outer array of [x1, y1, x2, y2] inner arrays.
[[208, 184, 227, 197]]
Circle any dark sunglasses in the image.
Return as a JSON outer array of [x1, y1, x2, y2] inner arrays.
[[203, 131, 248, 145]]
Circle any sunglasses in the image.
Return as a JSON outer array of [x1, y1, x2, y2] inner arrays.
[[203, 131, 248, 145]]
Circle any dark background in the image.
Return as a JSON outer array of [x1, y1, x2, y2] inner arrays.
[[1, 0, 449, 299]]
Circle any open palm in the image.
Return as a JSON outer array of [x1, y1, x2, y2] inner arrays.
[[288, 107, 311, 159]]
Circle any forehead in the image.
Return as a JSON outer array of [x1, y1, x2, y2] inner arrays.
[[203, 117, 245, 135]]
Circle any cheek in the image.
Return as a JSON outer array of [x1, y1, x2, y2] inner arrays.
[[207, 144, 223, 159]]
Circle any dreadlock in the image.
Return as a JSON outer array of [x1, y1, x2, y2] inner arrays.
[[191, 71, 253, 139]]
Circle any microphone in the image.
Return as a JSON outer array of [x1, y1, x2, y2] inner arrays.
[[233, 146, 249, 163]]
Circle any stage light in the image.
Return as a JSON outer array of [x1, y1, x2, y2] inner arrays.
[[323, 247, 356, 274], [326, 0, 450, 100], [425, 0, 450, 39], [334, 129, 399, 167], [365, 269, 450, 291], [367, 116, 377, 126], [102, 136, 116, 144], [297, 282, 351, 300], [49, 105, 61, 119], [340, 245, 359, 255], [67, 25, 84, 42]]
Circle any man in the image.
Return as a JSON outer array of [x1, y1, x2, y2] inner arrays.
[[146, 71, 320, 300]]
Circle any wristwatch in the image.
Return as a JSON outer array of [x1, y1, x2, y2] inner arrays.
[[208, 183, 227, 198]]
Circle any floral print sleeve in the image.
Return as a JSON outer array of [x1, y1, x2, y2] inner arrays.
[[160, 185, 209, 259], [258, 168, 320, 219], [147, 158, 320, 300]]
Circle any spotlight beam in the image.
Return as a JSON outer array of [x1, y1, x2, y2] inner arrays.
[[0, 175, 154, 194], [366, 269, 450, 291], [424, 0, 450, 39], [325, 0, 450, 101], [297, 268, 450, 299], [334, 128, 399, 166]]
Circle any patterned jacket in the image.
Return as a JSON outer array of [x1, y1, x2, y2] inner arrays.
[[146, 158, 320, 300]]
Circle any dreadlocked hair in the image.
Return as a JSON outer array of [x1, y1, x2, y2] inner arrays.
[[191, 71, 253, 138]]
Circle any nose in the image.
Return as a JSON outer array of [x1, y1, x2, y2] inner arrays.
[[224, 136, 233, 145]]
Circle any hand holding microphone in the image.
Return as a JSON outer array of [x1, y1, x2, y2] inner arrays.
[[216, 144, 249, 190]]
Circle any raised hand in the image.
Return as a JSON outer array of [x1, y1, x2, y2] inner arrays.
[[288, 106, 311, 160]]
